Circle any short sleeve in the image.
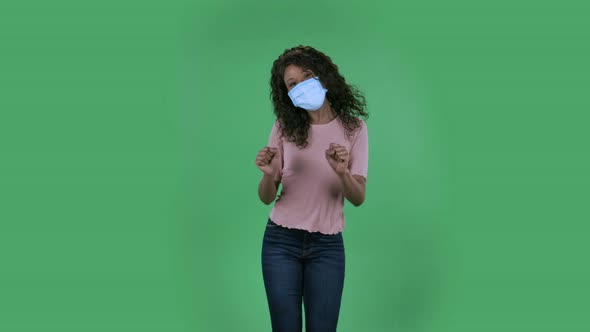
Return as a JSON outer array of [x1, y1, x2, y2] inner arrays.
[[348, 120, 368, 179], [267, 120, 284, 182]]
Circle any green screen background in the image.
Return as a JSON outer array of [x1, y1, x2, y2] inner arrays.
[[1, 0, 589, 331]]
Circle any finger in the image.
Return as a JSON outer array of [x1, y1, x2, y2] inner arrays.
[[258, 154, 271, 162]]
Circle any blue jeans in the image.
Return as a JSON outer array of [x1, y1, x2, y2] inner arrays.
[[261, 218, 345, 332]]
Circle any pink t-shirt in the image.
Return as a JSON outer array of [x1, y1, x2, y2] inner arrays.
[[267, 115, 369, 235]]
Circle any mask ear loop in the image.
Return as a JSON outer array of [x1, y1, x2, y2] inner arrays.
[[312, 75, 326, 93]]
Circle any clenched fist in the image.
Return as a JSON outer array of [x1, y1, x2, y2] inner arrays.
[[325, 143, 350, 175], [255, 146, 280, 176]]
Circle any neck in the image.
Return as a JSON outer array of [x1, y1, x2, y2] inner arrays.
[[308, 101, 335, 124]]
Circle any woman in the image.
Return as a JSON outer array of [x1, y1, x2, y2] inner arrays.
[[254, 45, 369, 332]]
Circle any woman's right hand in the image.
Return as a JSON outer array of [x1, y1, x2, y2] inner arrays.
[[255, 146, 280, 176]]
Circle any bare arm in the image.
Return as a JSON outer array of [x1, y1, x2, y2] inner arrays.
[[258, 174, 280, 205], [338, 170, 366, 207], [255, 145, 281, 205]]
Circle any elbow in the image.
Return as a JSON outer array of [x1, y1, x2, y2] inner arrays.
[[352, 197, 365, 207], [259, 196, 274, 205], [258, 188, 275, 205]]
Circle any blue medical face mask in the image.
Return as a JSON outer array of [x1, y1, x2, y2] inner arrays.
[[287, 76, 328, 111]]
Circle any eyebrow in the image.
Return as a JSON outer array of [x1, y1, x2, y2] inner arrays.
[[285, 70, 312, 83]]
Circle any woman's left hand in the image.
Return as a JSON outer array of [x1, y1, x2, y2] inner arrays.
[[325, 143, 350, 175]]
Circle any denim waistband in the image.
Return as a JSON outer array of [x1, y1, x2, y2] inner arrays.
[[267, 218, 341, 237]]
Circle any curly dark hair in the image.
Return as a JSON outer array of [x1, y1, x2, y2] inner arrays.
[[270, 45, 369, 148]]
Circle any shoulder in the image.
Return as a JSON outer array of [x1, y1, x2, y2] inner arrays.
[[352, 118, 368, 138], [270, 119, 284, 141], [270, 119, 280, 132], [357, 118, 367, 129], [272, 118, 284, 130], [344, 117, 366, 130]]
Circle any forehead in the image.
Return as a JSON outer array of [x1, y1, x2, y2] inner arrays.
[[283, 64, 312, 81]]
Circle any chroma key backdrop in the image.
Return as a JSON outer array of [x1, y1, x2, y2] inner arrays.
[[1, 0, 589, 331]]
